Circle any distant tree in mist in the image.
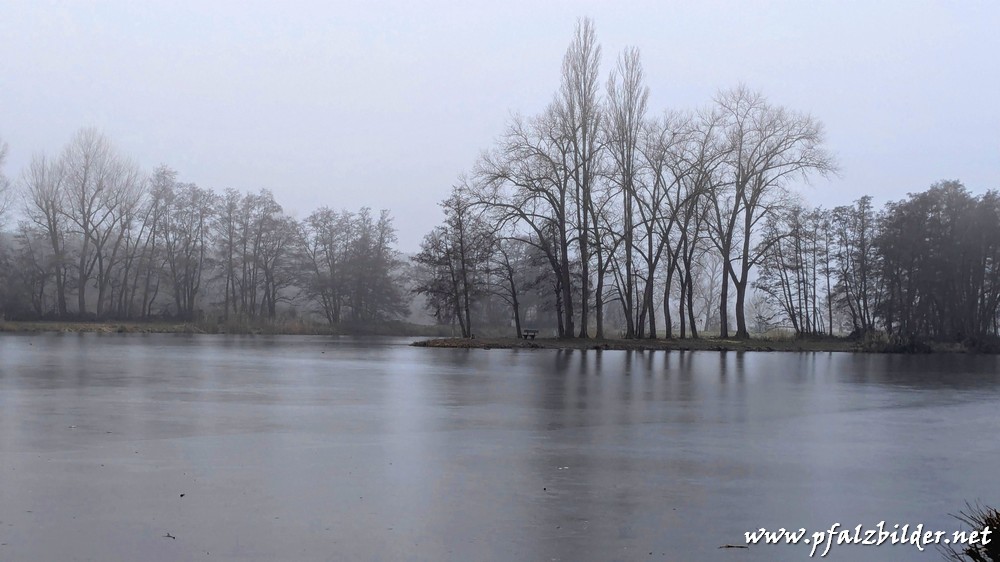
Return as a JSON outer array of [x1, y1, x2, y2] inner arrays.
[[486, 236, 531, 337], [412, 184, 494, 337], [343, 208, 408, 322], [55, 129, 144, 318], [160, 177, 216, 320], [0, 137, 12, 225], [753, 203, 832, 336], [0, 129, 409, 326], [299, 207, 354, 325], [877, 181, 1000, 342], [830, 196, 881, 335], [20, 153, 71, 316]]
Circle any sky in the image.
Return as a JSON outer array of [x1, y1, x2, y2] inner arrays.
[[1, 0, 998, 252]]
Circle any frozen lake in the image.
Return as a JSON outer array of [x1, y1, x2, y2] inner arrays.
[[1, 334, 998, 561]]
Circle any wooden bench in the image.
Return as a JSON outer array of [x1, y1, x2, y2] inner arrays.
[[521, 329, 539, 340]]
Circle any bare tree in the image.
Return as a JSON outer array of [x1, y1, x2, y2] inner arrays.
[[343, 208, 407, 322], [414, 182, 496, 337], [21, 153, 72, 316], [590, 168, 624, 338], [233, 190, 280, 319], [691, 250, 725, 333], [558, 17, 603, 338], [121, 166, 172, 319], [9, 223, 58, 316], [0, 137, 12, 226], [830, 196, 880, 335], [754, 203, 821, 335], [748, 288, 781, 334], [710, 86, 835, 339], [638, 109, 725, 339], [487, 236, 529, 337], [214, 188, 242, 321], [413, 227, 463, 331], [477, 106, 577, 337], [603, 46, 649, 338], [59, 128, 145, 317], [257, 212, 299, 320], [161, 181, 216, 319], [635, 111, 689, 338], [299, 207, 353, 325]]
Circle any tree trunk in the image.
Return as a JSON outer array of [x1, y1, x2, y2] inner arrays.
[[734, 278, 749, 339], [77, 249, 88, 316], [686, 267, 699, 339], [595, 244, 605, 339], [719, 275, 729, 338], [578, 230, 589, 338]]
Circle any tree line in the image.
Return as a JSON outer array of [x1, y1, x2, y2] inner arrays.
[[413, 18, 834, 340], [0, 129, 407, 325], [754, 182, 1000, 344], [411, 18, 999, 345], [3, 20, 994, 343]]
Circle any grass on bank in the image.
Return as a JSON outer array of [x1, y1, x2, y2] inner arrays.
[[4, 320, 997, 353], [411, 334, 858, 352], [412, 332, 1000, 353], [0, 319, 454, 337]]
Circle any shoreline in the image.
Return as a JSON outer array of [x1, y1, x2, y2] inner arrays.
[[0, 320, 447, 337], [411, 336, 860, 352], [0, 321, 206, 334], [2, 322, 989, 353], [410, 336, 985, 354]]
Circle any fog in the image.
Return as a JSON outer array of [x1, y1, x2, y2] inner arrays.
[[2, 1, 997, 252]]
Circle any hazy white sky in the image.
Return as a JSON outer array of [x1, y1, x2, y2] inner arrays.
[[2, 0, 998, 251]]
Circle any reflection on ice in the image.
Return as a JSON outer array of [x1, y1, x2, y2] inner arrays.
[[0, 334, 997, 561]]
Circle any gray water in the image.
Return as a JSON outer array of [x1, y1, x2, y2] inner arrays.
[[0, 334, 998, 561]]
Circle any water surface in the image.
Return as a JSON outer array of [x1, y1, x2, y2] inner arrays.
[[1, 334, 997, 561]]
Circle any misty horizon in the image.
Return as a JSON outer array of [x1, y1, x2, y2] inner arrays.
[[2, 1, 997, 253]]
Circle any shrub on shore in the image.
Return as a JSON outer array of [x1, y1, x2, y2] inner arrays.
[[941, 502, 1000, 562]]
